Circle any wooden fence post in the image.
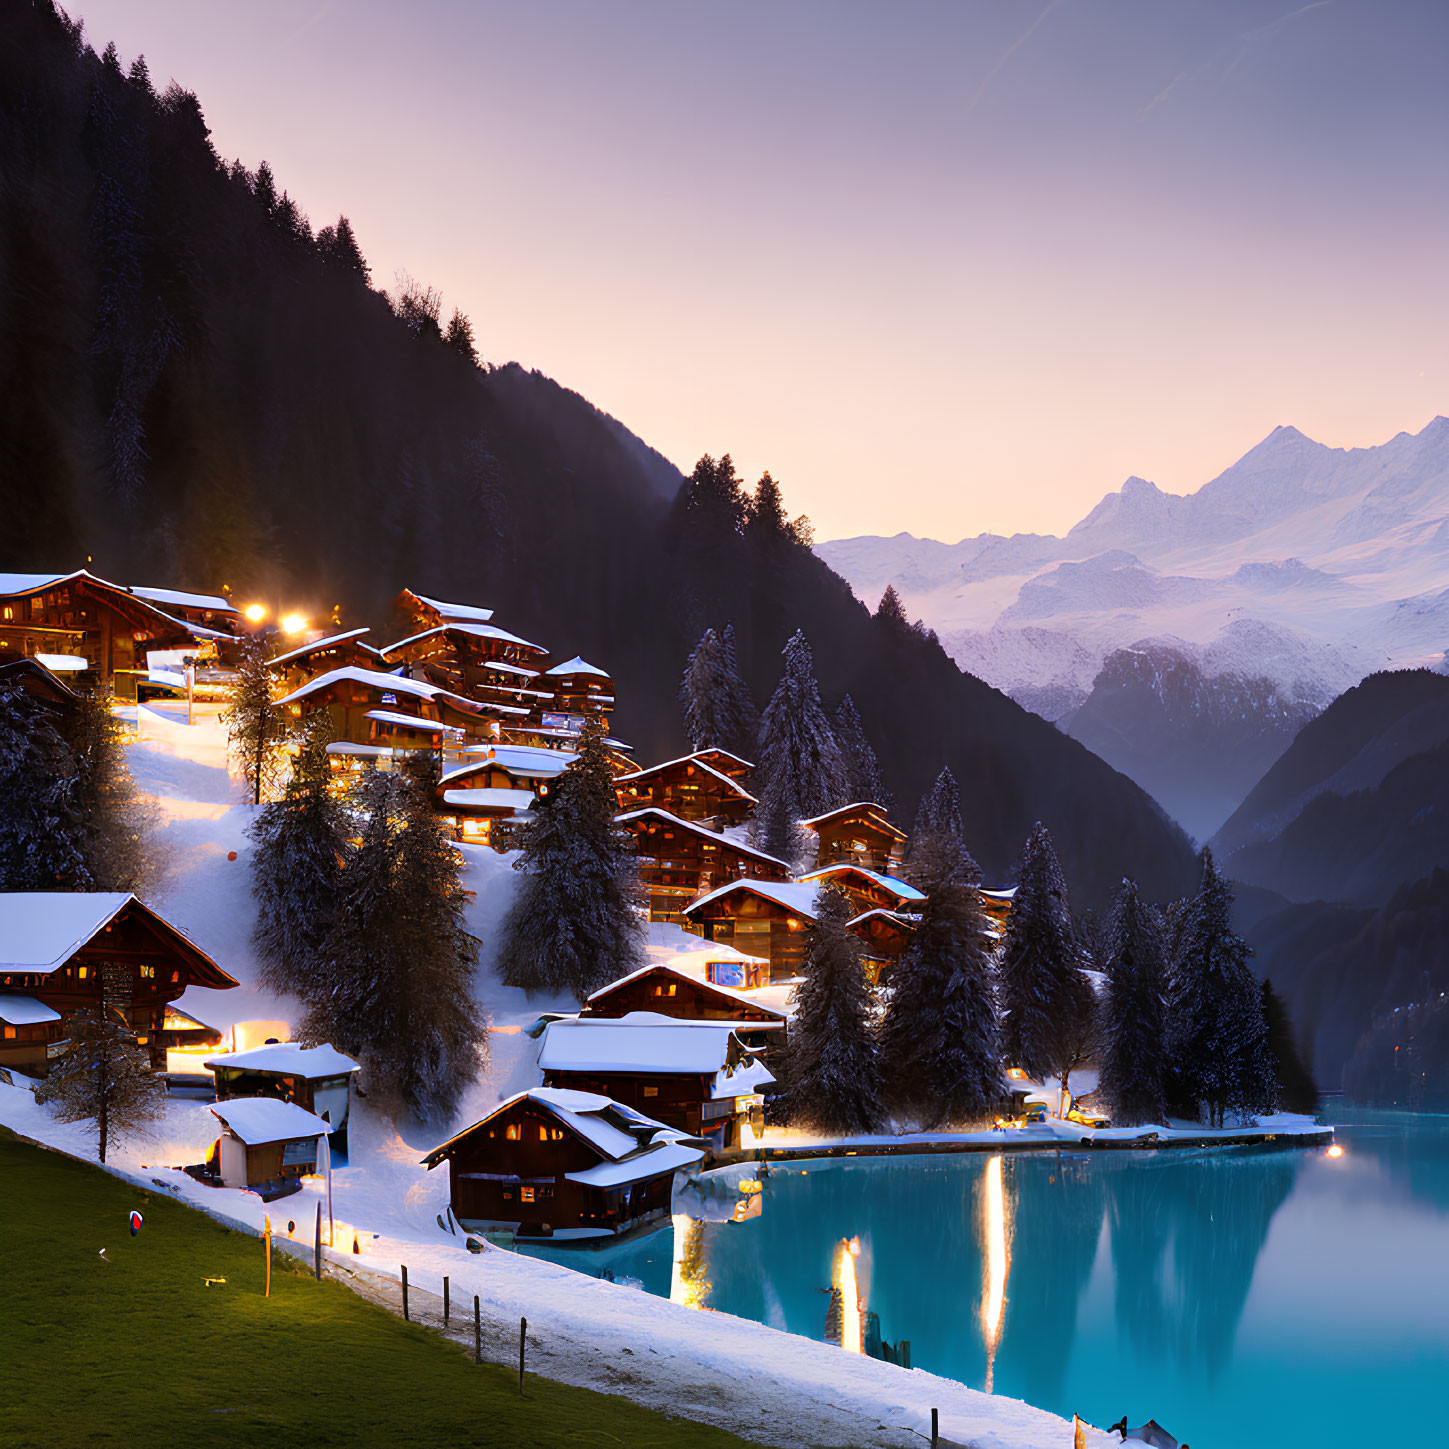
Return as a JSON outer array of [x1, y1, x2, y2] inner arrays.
[[443, 1275, 450, 1327], [401, 1264, 409, 1322], [474, 1295, 481, 1365], [263, 1214, 272, 1299], [518, 1316, 527, 1394], [930, 1408, 939, 1447], [314, 1202, 322, 1280]]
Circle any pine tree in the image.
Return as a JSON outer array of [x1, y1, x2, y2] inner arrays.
[[998, 823, 1088, 1082], [444, 308, 478, 365], [1261, 979, 1318, 1114], [777, 888, 884, 1135], [1099, 879, 1169, 1127], [747, 472, 813, 547], [678, 623, 759, 758], [1166, 849, 1273, 1128], [253, 159, 278, 215], [0, 681, 90, 890], [833, 694, 889, 810], [496, 717, 645, 1000], [751, 630, 846, 863], [224, 633, 291, 805], [316, 215, 371, 283], [248, 713, 350, 1001], [36, 965, 164, 1163], [876, 585, 910, 627], [878, 860, 1001, 1128], [127, 54, 152, 95], [904, 766, 972, 885]]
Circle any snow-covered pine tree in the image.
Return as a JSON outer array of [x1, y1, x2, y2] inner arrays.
[[0, 680, 90, 889], [997, 823, 1088, 1081], [833, 694, 889, 810], [776, 887, 884, 1135], [65, 685, 159, 895], [1098, 879, 1169, 1127], [878, 857, 1002, 1128], [35, 964, 164, 1163], [224, 633, 291, 805], [903, 766, 972, 885], [750, 630, 846, 864], [1166, 849, 1272, 1128], [248, 712, 351, 1001], [678, 622, 759, 758], [496, 716, 645, 1000]]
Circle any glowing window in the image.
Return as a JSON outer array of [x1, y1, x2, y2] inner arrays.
[[521, 1187, 535, 1203], [643, 1085, 659, 1098], [505, 1123, 521, 1141], [77, 966, 88, 980], [2, 1027, 14, 1040]]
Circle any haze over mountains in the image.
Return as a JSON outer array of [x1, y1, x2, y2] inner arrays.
[[819, 418, 1449, 838]]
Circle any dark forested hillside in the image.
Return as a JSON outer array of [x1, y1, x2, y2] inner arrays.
[[0, 1, 1196, 906]]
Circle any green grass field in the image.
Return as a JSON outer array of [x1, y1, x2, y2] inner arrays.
[[0, 1128, 762, 1449]]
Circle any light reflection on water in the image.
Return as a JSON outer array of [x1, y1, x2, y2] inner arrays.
[[519, 1112, 1449, 1449]]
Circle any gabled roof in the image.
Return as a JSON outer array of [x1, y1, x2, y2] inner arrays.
[[267, 627, 374, 669], [847, 907, 920, 932], [687, 747, 755, 777], [543, 656, 610, 679], [277, 666, 510, 718], [129, 585, 238, 615], [379, 622, 545, 658], [584, 964, 787, 1019], [204, 1042, 360, 1079], [799, 801, 906, 839], [210, 1097, 332, 1145], [613, 808, 790, 869], [798, 864, 926, 904], [615, 755, 756, 801], [442, 787, 536, 813], [365, 709, 456, 733], [406, 592, 495, 624], [538, 1012, 749, 1076], [0, 657, 82, 707], [455, 744, 577, 776], [682, 879, 820, 920], [0, 894, 237, 987], [0, 570, 233, 641]]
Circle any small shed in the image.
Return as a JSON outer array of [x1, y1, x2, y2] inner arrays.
[[421, 1087, 705, 1241], [801, 802, 906, 875], [208, 1097, 332, 1200], [204, 1041, 360, 1160]]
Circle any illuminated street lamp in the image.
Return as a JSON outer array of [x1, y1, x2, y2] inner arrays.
[[280, 613, 308, 636], [243, 603, 267, 624]]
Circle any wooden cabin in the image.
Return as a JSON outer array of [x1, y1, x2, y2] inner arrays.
[[540, 656, 614, 726], [0, 893, 238, 1075], [206, 1098, 333, 1201], [801, 801, 907, 874], [671, 945, 772, 993], [682, 880, 820, 983], [847, 908, 919, 985], [615, 809, 792, 923], [379, 624, 554, 718], [798, 864, 926, 917], [435, 744, 576, 842], [266, 628, 382, 692], [537, 1013, 774, 1152], [0, 570, 235, 701], [579, 964, 787, 1055], [421, 1087, 706, 1241], [205, 1042, 361, 1160], [615, 753, 756, 826]]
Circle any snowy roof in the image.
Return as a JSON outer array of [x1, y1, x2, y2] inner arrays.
[[204, 1042, 360, 1079], [364, 709, 453, 733], [543, 656, 610, 679], [456, 744, 577, 776], [712, 1057, 776, 1100], [798, 865, 926, 904], [481, 661, 540, 679], [981, 886, 1018, 902], [847, 907, 919, 931], [210, 1097, 332, 1144], [278, 665, 438, 706], [267, 627, 372, 668], [0, 569, 91, 596], [565, 1140, 705, 1188], [665, 944, 771, 970], [799, 801, 905, 837], [0, 570, 231, 640], [442, 787, 536, 813], [408, 593, 495, 623], [129, 585, 238, 615], [0, 994, 62, 1026], [614, 809, 790, 869], [585, 964, 787, 1019], [682, 879, 821, 920], [615, 755, 756, 801], [688, 747, 755, 775], [379, 622, 545, 657], [538, 1014, 749, 1076]]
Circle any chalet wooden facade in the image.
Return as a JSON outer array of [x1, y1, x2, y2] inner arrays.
[[205, 1042, 360, 1159], [379, 624, 553, 720], [687, 748, 754, 781], [0, 894, 238, 1074], [614, 753, 756, 825], [681, 880, 821, 983], [579, 964, 787, 1055], [266, 628, 382, 692], [797, 864, 926, 917], [847, 908, 919, 985], [615, 808, 791, 923], [540, 657, 614, 727], [206, 1098, 333, 1201], [421, 1087, 706, 1240], [801, 801, 907, 874], [0, 570, 238, 701], [537, 1014, 774, 1152]]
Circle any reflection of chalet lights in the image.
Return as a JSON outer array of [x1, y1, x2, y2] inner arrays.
[[980, 1155, 1010, 1393], [835, 1238, 863, 1353], [1326, 1144, 1344, 1159]]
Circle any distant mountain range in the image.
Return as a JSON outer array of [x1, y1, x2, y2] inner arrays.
[[818, 418, 1449, 838]]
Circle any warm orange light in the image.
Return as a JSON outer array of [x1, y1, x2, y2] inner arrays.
[[280, 613, 308, 636], [243, 604, 267, 623], [1326, 1144, 1344, 1159]]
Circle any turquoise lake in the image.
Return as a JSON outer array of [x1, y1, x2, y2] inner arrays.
[[521, 1111, 1449, 1448]]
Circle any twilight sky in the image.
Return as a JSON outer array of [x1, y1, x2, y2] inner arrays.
[[69, 1, 1449, 542]]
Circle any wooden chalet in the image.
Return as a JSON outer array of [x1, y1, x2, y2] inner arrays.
[[801, 801, 907, 874], [687, 748, 754, 782], [0, 570, 237, 701], [205, 1042, 360, 1159], [266, 628, 381, 692], [540, 656, 614, 726], [205, 1097, 333, 1201], [0, 893, 238, 1075], [537, 1013, 774, 1152], [615, 808, 791, 923], [797, 864, 926, 917], [615, 752, 756, 826], [847, 908, 919, 985], [579, 964, 787, 1055], [379, 623, 554, 720], [421, 1087, 706, 1241], [681, 880, 821, 983], [670, 944, 772, 993], [435, 744, 577, 842]]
